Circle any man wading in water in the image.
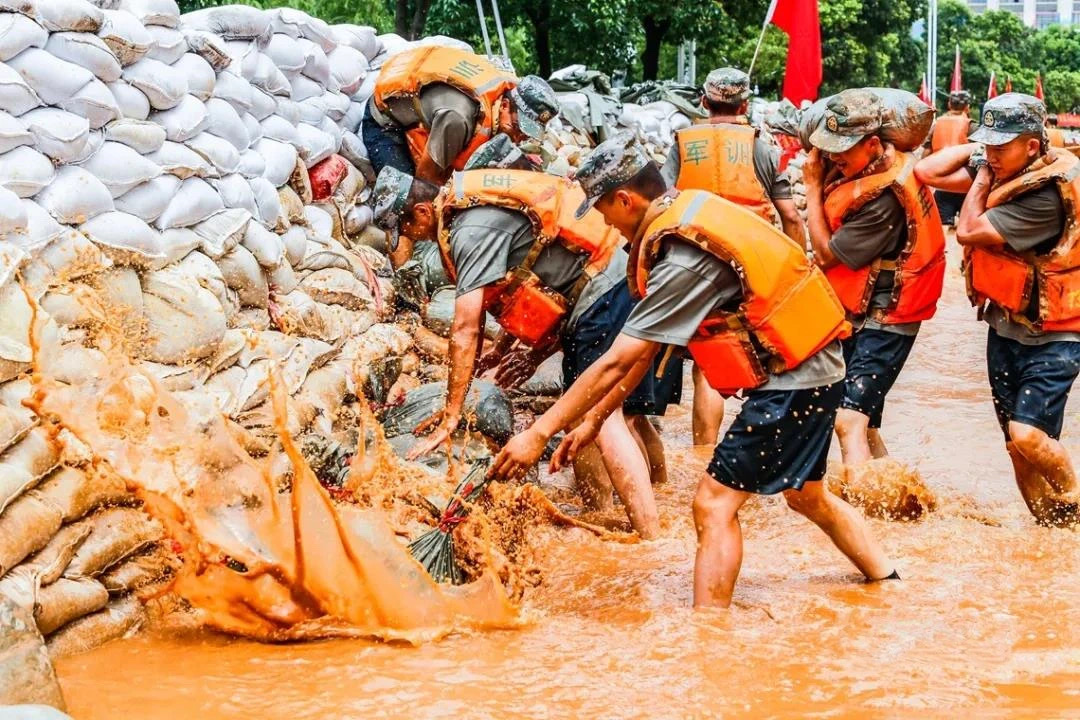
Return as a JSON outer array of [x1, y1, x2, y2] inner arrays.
[[491, 134, 899, 607], [917, 93, 1080, 526]]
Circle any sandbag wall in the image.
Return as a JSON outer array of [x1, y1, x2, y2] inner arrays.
[[0, 0, 446, 661]]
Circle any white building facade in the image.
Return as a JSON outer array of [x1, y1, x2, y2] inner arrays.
[[965, 0, 1079, 28]]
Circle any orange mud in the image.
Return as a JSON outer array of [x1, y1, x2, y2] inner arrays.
[[55, 242, 1080, 718]]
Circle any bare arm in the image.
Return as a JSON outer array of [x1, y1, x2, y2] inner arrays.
[[914, 143, 978, 193], [955, 165, 1006, 247], [774, 197, 807, 248], [802, 149, 840, 268]]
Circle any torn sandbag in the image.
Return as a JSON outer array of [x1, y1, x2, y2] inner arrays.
[[382, 380, 514, 445]]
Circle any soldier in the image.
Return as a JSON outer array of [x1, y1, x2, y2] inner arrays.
[[363, 46, 558, 185], [662, 68, 805, 446], [491, 135, 898, 607], [953, 94, 1080, 526], [803, 89, 946, 468], [370, 157, 678, 539], [928, 90, 976, 225]]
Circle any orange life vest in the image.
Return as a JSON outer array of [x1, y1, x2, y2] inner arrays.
[[435, 169, 623, 347], [964, 149, 1080, 333], [823, 149, 947, 324], [373, 47, 517, 183], [630, 189, 851, 395], [930, 113, 971, 153], [1048, 127, 1066, 148], [673, 121, 779, 226]]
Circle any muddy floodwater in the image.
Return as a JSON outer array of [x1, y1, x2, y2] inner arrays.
[[55, 242, 1080, 718]]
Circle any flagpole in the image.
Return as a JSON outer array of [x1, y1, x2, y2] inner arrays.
[[748, 0, 779, 78]]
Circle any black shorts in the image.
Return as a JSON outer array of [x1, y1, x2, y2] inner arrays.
[[986, 327, 1080, 441], [561, 282, 683, 416], [840, 328, 917, 428], [934, 190, 965, 225], [361, 103, 415, 178], [707, 382, 843, 495]]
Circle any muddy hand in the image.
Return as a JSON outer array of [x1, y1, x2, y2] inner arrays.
[[549, 420, 600, 472], [803, 148, 825, 187], [407, 419, 455, 460], [494, 350, 540, 389], [492, 428, 548, 481]]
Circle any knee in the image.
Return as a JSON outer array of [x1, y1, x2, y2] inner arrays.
[[1008, 421, 1047, 455], [783, 487, 830, 517], [693, 479, 735, 528], [833, 410, 863, 438]]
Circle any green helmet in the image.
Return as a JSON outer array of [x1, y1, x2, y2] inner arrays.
[[703, 67, 751, 104], [572, 131, 651, 219], [809, 88, 884, 153]]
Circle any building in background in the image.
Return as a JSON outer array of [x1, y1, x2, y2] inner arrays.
[[963, 0, 1078, 28]]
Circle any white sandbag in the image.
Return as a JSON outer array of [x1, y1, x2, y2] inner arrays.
[[0, 62, 40, 116], [0, 12, 46, 62], [288, 73, 322, 103], [318, 115, 342, 149], [3, 200, 62, 249], [203, 98, 248, 150], [114, 174, 177, 222], [81, 210, 164, 268], [119, 0, 179, 28], [78, 140, 162, 196], [0, 282, 60, 383], [180, 29, 230, 71], [190, 207, 249, 258], [259, 114, 299, 145], [255, 137, 297, 186], [145, 25, 185, 64], [295, 123, 335, 167], [19, 108, 90, 164], [295, 95, 324, 125], [185, 131, 240, 175], [45, 32, 121, 83], [155, 177, 222, 229], [0, 186, 26, 234], [265, 33, 304, 73], [304, 204, 333, 238], [240, 221, 284, 268], [71, 127, 105, 165], [242, 112, 261, 143], [0, 111, 29, 154], [0, 146, 53, 198], [182, 6, 270, 42], [8, 48, 91, 107], [332, 25, 378, 61], [297, 38, 329, 85], [60, 78, 121, 130], [173, 249, 233, 318], [36, 0, 104, 33], [272, 9, 334, 52], [281, 224, 306, 267], [107, 80, 149, 119], [323, 91, 350, 122], [248, 87, 276, 120], [249, 52, 290, 96], [210, 173, 256, 215], [35, 166, 114, 223], [327, 46, 367, 96], [140, 263, 226, 363], [172, 52, 215, 102], [248, 176, 278, 225], [104, 117, 165, 153], [237, 148, 265, 179], [212, 70, 253, 115], [147, 140, 214, 179], [216, 242, 267, 308], [122, 57, 186, 110], [339, 131, 367, 167], [99, 9, 151, 66], [274, 97, 301, 125], [222, 39, 258, 79], [157, 227, 202, 267], [148, 93, 206, 142]]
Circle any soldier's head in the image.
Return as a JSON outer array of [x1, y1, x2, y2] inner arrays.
[[969, 93, 1048, 181], [701, 67, 752, 117], [948, 90, 972, 112], [573, 132, 666, 240], [501, 76, 559, 142], [809, 88, 885, 178], [371, 166, 441, 249]]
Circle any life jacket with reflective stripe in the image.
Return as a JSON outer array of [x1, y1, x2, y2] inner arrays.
[[964, 149, 1080, 332], [823, 149, 947, 324], [434, 169, 623, 347], [373, 47, 517, 182], [931, 113, 971, 153], [630, 189, 851, 395], [674, 121, 779, 226]]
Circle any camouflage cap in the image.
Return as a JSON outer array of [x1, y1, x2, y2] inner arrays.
[[371, 166, 414, 251], [809, 88, 884, 153], [949, 89, 973, 106], [703, 67, 751, 104], [508, 75, 559, 139], [572, 131, 651, 219], [969, 93, 1047, 145], [463, 133, 534, 170]]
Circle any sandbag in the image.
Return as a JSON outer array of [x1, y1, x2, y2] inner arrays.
[[272, 9, 335, 52], [309, 154, 348, 201], [268, 288, 335, 341], [265, 33, 304, 73], [204, 97, 248, 150], [78, 141, 162, 197], [20, 108, 90, 165], [81, 211, 165, 269], [259, 113, 300, 145], [99, 8, 152, 66], [99, 543, 175, 593], [63, 507, 161, 579], [185, 131, 240, 175], [799, 88, 934, 152], [0, 494, 64, 576], [288, 73, 323, 103], [248, 176, 279, 226], [119, 0, 179, 28], [35, 0, 104, 32], [248, 86, 276, 120], [32, 466, 129, 525], [2, 200, 60, 249], [46, 595, 144, 659], [242, 111, 262, 142], [0, 428, 59, 515], [297, 37, 330, 85], [241, 221, 284, 268], [104, 117, 165, 153], [8, 48, 93, 106], [34, 167, 114, 224], [148, 93, 206, 142], [156, 227, 202, 267], [248, 52, 290, 97], [107, 79, 149, 120], [0, 185, 27, 234], [304, 203, 333, 238], [211, 173, 257, 215], [0, 278, 60, 381], [140, 263, 227, 362], [211, 69, 254, 115], [296, 122, 335, 167], [300, 267, 373, 311], [0, 401, 34, 457], [216, 242, 267, 308], [146, 24, 185, 64], [114, 174, 178, 223], [327, 46, 367, 96], [256, 137, 298, 186], [289, 157, 313, 203], [147, 140, 215, 179], [238, 148, 266, 179], [154, 177, 222, 230], [0, 111, 28, 158], [183, 5, 271, 42], [0, 595, 66, 708], [0, 12, 46, 62], [34, 577, 109, 635], [45, 32, 121, 83], [173, 52, 215, 102], [281, 224, 306, 267], [190, 207, 250, 258], [60, 78, 121, 130], [21, 522, 94, 587], [382, 380, 514, 444], [0, 61, 40, 116], [122, 56, 186, 110], [333, 24, 379, 60]]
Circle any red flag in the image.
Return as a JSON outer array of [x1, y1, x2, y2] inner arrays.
[[988, 71, 998, 99], [1035, 73, 1044, 100], [766, 0, 822, 106], [950, 45, 963, 93], [918, 74, 932, 106], [1004, 75, 1013, 93]]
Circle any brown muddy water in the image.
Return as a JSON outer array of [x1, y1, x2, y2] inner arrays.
[[55, 242, 1080, 719]]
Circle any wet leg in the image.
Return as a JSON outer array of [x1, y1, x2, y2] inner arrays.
[[595, 408, 660, 539], [835, 408, 874, 465], [692, 364, 724, 446], [692, 475, 750, 608], [867, 428, 889, 459], [1007, 425, 1080, 526], [572, 441, 614, 511], [628, 414, 668, 484], [783, 480, 895, 580]]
